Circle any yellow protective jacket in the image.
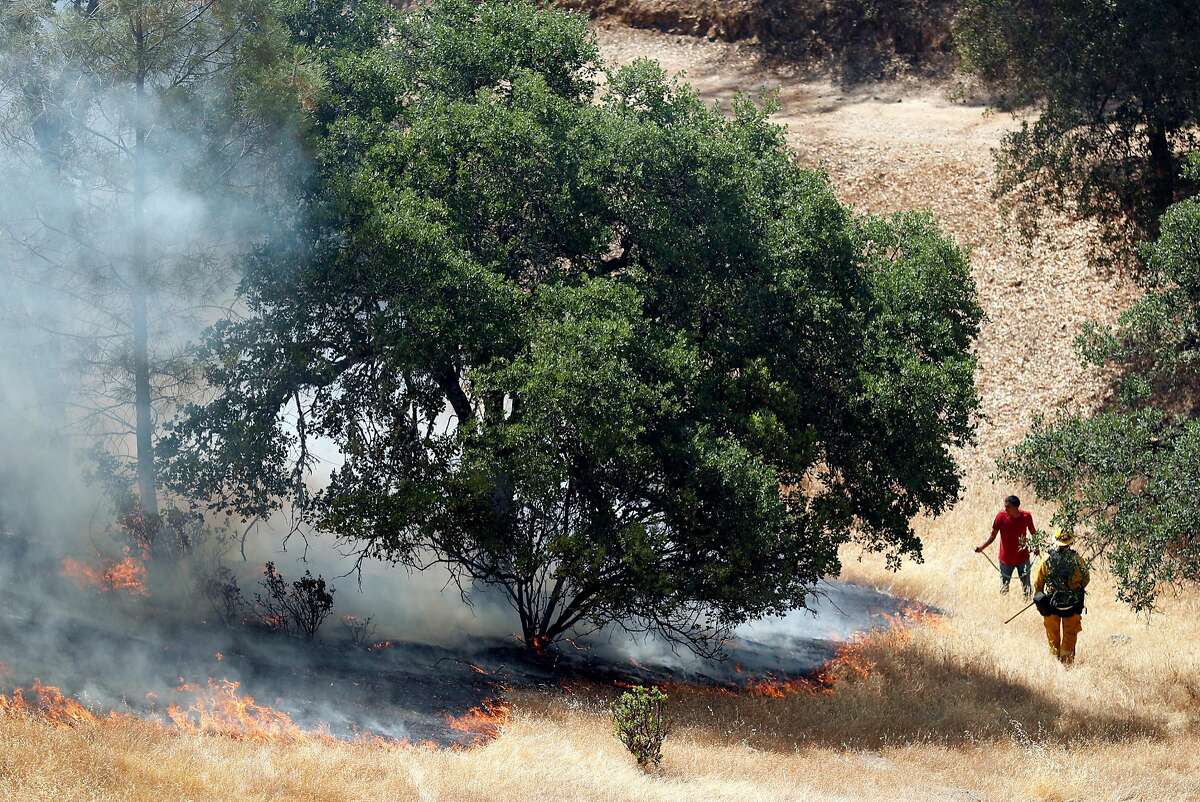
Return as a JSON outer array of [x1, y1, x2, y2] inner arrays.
[[1033, 547, 1090, 594]]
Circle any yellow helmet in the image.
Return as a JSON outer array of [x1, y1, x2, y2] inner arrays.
[[1053, 528, 1074, 547]]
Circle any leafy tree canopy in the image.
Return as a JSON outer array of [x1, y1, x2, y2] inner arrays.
[[1001, 163, 1200, 612], [165, 0, 982, 652], [955, 0, 1200, 254]]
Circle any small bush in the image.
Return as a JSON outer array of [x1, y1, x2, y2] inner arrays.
[[200, 564, 247, 626], [611, 685, 669, 767], [340, 614, 376, 648], [89, 446, 228, 559], [253, 562, 335, 640]]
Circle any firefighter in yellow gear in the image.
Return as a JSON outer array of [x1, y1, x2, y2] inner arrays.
[[1033, 529, 1090, 665]]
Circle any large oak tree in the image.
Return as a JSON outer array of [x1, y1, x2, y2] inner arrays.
[[165, 0, 982, 653]]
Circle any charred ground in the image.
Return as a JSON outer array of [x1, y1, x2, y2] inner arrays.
[[0, 524, 915, 745]]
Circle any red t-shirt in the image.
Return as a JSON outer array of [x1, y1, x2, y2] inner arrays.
[[992, 510, 1034, 565]]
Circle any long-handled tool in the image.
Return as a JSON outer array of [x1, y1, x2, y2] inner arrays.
[[1004, 598, 1037, 624], [978, 549, 1036, 623]]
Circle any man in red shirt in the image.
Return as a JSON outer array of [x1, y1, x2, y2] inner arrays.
[[976, 495, 1037, 598]]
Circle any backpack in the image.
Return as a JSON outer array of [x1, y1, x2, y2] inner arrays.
[[1034, 549, 1085, 616]]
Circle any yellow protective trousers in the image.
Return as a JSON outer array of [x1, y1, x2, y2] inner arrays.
[[1043, 614, 1082, 664]]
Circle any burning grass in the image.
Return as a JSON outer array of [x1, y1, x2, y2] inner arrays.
[[166, 679, 310, 743], [0, 676, 513, 751], [445, 698, 513, 742], [0, 680, 106, 727], [739, 607, 936, 699], [0, 603, 925, 757], [0, 678, 316, 744]]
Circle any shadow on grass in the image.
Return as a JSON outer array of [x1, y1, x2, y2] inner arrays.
[[525, 623, 1166, 754], [659, 630, 1164, 752]]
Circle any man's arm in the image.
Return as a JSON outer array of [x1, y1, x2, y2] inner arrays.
[[976, 519, 999, 553]]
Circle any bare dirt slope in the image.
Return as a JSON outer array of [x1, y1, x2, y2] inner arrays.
[[561, 0, 758, 39]]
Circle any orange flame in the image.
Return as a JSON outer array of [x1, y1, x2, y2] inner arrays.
[[445, 698, 511, 742], [61, 550, 147, 596], [741, 605, 936, 697], [0, 680, 101, 726], [165, 679, 311, 743], [652, 604, 939, 701], [745, 674, 819, 698], [0, 679, 459, 749]]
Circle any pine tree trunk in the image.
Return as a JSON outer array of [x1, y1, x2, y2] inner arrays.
[[132, 279, 157, 525], [132, 19, 159, 537]]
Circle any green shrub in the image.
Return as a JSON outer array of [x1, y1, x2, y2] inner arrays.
[[611, 685, 669, 767]]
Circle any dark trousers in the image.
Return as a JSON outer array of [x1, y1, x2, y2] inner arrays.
[[1000, 559, 1031, 595]]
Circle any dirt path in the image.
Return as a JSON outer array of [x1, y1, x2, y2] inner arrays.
[[599, 26, 1139, 490]]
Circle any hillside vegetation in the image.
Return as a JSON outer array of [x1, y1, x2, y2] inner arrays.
[[559, 0, 958, 78]]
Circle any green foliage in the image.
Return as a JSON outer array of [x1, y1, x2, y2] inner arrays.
[[0, 0, 303, 205], [955, 0, 1200, 253], [276, 0, 396, 53], [1000, 195, 1200, 611], [611, 685, 669, 767], [164, 0, 982, 653]]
